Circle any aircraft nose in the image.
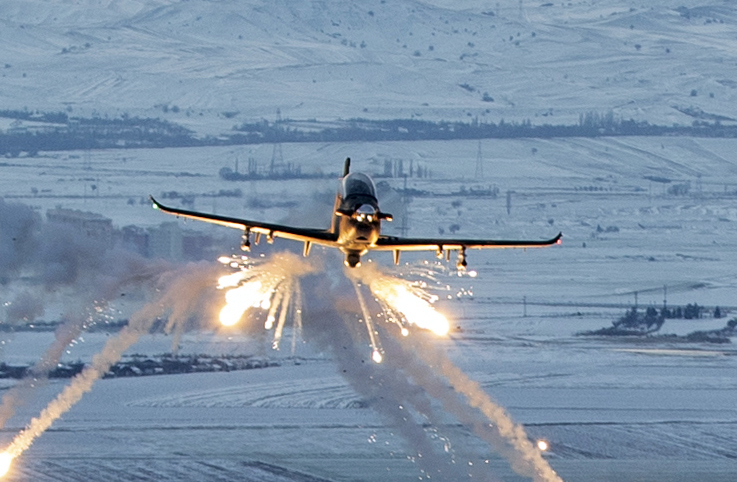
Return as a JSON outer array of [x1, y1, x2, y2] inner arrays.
[[356, 204, 377, 215], [355, 204, 377, 223]]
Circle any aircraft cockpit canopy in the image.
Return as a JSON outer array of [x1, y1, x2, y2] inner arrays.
[[342, 172, 377, 199]]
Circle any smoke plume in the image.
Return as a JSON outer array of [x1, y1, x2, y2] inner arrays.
[[0, 199, 185, 427], [4, 261, 220, 459], [0, 198, 561, 481], [345, 262, 563, 482], [301, 265, 478, 480]]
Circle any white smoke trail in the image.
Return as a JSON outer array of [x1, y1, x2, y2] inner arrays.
[[1, 262, 220, 463], [0, 318, 85, 429], [290, 283, 303, 354], [350, 263, 564, 482], [0, 251, 172, 430], [351, 279, 384, 363], [300, 258, 490, 480], [371, 325, 505, 481], [0, 196, 559, 482], [389, 331, 563, 482], [0, 198, 179, 427], [272, 279, 293, 350]]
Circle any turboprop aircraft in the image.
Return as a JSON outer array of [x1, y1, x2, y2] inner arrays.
[[150, 158, 561, 269]]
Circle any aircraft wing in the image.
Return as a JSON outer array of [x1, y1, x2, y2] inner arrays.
[[149, 196, 338, 246], [372, 232, 562, 251]]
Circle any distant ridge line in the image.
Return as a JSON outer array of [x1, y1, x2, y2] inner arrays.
[[2, 111, 737, 155]]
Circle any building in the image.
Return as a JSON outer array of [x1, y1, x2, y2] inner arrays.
[[46, 207, 114, 247], [147, 222, 183, 260]]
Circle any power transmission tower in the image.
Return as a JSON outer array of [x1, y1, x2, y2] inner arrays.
[[270, 144, 283, 175], [270, 108, 284, 175], [475, 140, 484, 179], [400, 174, 410, 237]]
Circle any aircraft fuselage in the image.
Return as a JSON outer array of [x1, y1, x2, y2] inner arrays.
[[332, 172, 384, 267]]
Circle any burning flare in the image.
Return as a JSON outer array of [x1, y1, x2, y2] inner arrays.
[[217, 253, 317, 350], [372, 282, 449, 336], [219, 280, 270, 326], [349, 263, 450, 337], [0, 452, 12, 477]]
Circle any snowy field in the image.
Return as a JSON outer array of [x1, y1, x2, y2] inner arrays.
[[2, 0, 737, 480], [0, 312, 736, 482], [1, 353, 736, 482], [1, 136, 737, 481]]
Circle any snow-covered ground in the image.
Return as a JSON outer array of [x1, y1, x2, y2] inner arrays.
[[2, 0, 737, 480], [1, 135, 737, 481], [0, 318, 736, 481]]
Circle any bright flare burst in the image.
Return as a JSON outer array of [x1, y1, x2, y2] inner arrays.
[[537, 439, 550, 451], [0, 452, 12, 477], [0, 263, 223, 474], [217, 253, 317, 351], [372, 350, 383, 364], [373, 282, 449, 336], [351, 264, 450, 337], [218, 280, 270, 326], [344, 262, 454, 362]]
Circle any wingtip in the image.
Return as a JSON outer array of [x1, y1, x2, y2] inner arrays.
[[149, 195, 160, 210], [554, 232, 563, 244]]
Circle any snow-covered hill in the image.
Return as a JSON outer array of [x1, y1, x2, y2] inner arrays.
[[1, 0, 736, 135], [2, 4, 737, 480]]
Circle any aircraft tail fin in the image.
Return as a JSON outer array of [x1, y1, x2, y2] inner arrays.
[[343, 157, 351, 177]]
